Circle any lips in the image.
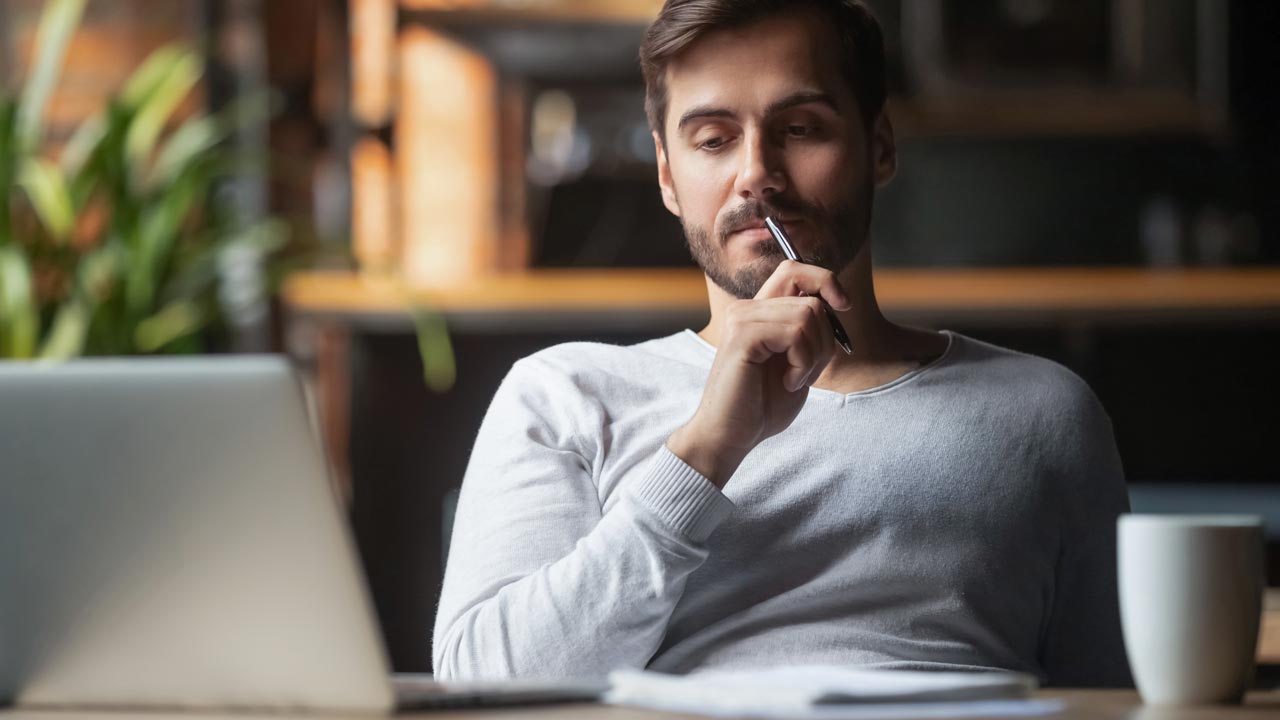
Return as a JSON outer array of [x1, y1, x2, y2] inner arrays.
[[728, 217, 796, 236], [728, 226, 775, 246]]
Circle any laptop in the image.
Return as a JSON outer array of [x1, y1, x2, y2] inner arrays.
[[0, 356, 604, 712]]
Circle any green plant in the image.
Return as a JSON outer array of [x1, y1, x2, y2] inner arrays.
[[0, 0, 455, 392], [0, 0, 285, 358]]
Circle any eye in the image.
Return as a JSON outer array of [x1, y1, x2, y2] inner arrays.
[[786, 124, 814, 138], [698, 136, 728, 151]]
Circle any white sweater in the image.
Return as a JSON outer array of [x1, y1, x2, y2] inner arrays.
[[433, 330, 1131, 686]]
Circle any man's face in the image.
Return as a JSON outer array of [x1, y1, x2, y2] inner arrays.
[[654, 9, 895, 299]]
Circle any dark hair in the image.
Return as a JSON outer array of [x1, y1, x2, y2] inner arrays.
[[639, 0, 886, 142]]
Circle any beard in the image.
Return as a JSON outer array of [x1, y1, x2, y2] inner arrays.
[[681, 177, 873, 300]]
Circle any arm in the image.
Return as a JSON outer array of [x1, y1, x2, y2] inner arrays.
[[432, 358, 734, 681], [435, 260, 852, 679], [1039, 386, 1133, 687]]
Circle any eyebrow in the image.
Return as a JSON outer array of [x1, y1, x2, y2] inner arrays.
[[676, 91, 840, 134]]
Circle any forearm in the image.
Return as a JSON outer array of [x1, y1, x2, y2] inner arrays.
[[433, 447, 733, 680]]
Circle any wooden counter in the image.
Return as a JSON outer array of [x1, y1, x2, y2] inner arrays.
[[283, 267, 1280, 327]]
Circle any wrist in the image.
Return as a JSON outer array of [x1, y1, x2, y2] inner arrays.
[[666, 422, 748, 489]]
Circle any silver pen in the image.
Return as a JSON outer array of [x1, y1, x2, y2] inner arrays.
[[764, 216, 854, 355]]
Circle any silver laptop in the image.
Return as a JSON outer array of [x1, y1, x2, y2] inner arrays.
[[0, 356, 603, 712]]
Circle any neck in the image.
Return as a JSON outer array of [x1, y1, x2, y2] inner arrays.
[[697, 244, 937, 389]]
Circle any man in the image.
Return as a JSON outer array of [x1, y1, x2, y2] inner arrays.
[[433, 0, 1131, 687]]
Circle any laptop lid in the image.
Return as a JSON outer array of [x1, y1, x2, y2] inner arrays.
[[0, 356, 395, 712]]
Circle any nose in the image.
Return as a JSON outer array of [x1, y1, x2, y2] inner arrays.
[[733, 129, 786, 201]]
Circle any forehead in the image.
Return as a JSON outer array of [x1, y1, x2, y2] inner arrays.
[[662, 10, 851, 125]]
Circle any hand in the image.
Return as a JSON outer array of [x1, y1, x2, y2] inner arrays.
[[667, 260, 852, 487]]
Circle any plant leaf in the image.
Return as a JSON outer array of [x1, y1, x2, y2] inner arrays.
[[410, 304, 456, 392], [119, 45, 186, 109], [124, 47, 202, 177], [17, 157, 75, 241], [99, 102, 139, 235], [77, 243, 122, 302], [0, 101, 17, 248], [15, 0, 87, 152], [147, 90, 275, 189], [0, 246, 39, 358], [59, 112, 106, 178], [39, 299, 89, 359], [125, 168, 202, 316], [147, 115, 220, 189], [134, 299, 205, 352]]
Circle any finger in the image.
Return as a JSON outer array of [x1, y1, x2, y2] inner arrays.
[[788, 312, 839, 386], [755, 260, 852, 310], [736, 296, 837, 376], [760, 324, 817, 393], [731, 296, 828, 323], [738, 316, 828, 392], [797, 331, 837, 388]]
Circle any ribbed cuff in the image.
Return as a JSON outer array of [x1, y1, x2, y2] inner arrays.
[[627, 445, 735, 543]]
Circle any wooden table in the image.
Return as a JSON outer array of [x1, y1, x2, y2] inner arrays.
[[1263, 589, 1280, 665], [4, 690, 1280, 719]]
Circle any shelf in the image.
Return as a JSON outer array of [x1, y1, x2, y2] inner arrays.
[[282, 267, 1280, 327], [284, 268, 707, 317], [398, 0, 661, 25], [874, 267, 1280, 314]]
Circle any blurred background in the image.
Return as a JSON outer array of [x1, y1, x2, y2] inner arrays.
[[2, 0, 1278, 673]]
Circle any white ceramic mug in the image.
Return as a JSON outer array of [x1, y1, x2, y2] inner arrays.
[[1118, 514, 1265, 706]]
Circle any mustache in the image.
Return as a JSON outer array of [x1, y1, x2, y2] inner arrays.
[[718, 197, 812, 244]]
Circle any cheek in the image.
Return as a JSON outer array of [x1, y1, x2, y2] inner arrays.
[[672, 158, 735, 225], [790, 145, 859, 191]]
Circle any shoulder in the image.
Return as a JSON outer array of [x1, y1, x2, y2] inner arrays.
[[946, 332, 1108, 425], [945, 334, 1124, 487], [511, 332, 702, 386], [491, 333, 699, 449], [493, 333, 701, 417]]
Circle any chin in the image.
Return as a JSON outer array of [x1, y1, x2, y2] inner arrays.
[[721, 262, 778, 300]]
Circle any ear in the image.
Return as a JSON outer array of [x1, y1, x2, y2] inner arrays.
[[869, 111, 897, 188], [654, 131, 682, 217]]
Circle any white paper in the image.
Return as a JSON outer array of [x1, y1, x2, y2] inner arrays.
[[606, 697, 1065, 720], [606, 666, 1049, 718]]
